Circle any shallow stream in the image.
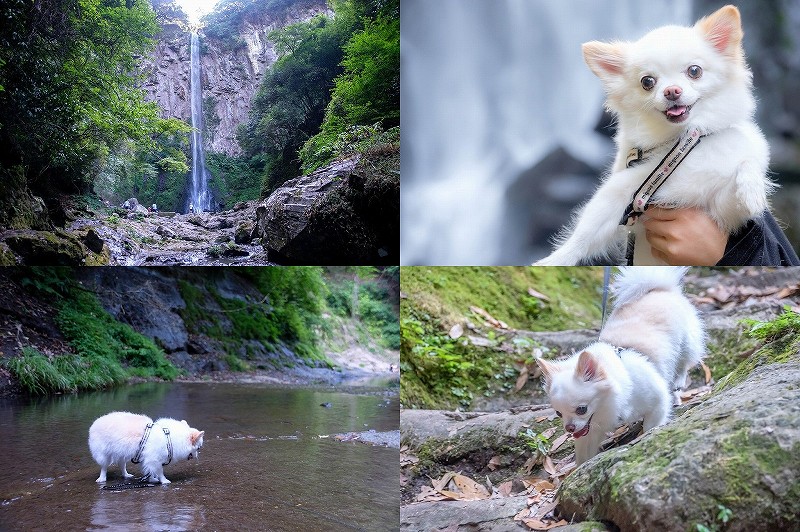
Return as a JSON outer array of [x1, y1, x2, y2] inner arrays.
[[0, 382, 399, 531]]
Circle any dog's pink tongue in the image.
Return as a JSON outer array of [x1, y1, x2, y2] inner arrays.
[[666, 106, 687, 117]]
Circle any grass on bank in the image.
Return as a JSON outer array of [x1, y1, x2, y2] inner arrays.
[[400, 267, 605, 409], [2, 269, 179, 395]]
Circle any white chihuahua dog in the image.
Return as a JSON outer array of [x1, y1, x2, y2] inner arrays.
[[537, 267, 705, 464], [536, 5, 772, 265]]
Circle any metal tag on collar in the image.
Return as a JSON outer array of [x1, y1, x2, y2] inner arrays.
[[626, 147, 643, 168], [619, 203, 641, 226]]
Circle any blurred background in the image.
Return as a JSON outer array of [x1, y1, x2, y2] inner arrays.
[[401, 0, 800, 265]]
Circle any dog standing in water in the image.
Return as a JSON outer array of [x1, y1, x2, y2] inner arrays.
[[88, 411, 204, 484]]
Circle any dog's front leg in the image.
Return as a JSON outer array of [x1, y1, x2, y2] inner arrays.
[[535, 179, 631, 265]]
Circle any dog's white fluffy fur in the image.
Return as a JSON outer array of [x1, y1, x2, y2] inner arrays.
[[536, 267, 705, 464], [88, 411, 204, 484], [536, 5, 772, 265]]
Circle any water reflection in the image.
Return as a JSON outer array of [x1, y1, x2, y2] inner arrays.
[[0, 382, 399, 531], [90, 497, 205, 532]]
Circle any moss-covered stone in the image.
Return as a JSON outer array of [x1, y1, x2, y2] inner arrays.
[[0, 242, 18, 265], [1, 229, 88, 265], [558, 341, 800, 532], [714, 310, 800, 393]]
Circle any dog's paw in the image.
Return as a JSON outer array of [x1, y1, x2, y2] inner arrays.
[[160, 478, 171, 485], [95, 476, 106, 483]]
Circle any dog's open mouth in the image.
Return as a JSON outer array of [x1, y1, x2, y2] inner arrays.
[[664, 104, 692, 123], [572, 415, 593, 439]]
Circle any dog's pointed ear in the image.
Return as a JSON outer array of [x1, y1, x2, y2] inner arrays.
[[583, 41, 627, 80], [535, 357, 559, 388], [576, 351, 605, 382], [190, 430, 204, 445], [696, 5, 743, 58]]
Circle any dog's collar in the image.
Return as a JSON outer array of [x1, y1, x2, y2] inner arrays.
[[131, 422, 173, 467], [620, 127, 705, 226]]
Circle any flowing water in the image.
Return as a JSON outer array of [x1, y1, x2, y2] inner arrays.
[[188, 32, 213, 214], [0, 382, 399, 531]]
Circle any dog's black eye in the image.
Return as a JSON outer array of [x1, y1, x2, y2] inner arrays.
[[555, 410, 562, 418], [641, 76, 656, 91], [686, 65, 703, 79], [576, 406, 587, 415]]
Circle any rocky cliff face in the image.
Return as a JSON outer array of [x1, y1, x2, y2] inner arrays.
[[140, 0, 330, 156]]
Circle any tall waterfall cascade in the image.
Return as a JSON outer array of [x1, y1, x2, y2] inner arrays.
[[188, 31, 213, 213]]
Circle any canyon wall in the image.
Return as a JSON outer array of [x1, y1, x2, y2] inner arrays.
[[140, 0, 330, 156]]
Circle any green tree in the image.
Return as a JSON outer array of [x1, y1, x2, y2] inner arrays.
[[238, 13, 354, 195], [0, 0, 185, 227], [300, 0, 399, 171]]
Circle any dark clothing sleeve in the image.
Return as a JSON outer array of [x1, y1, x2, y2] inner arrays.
[[716, 210, 800, 266]]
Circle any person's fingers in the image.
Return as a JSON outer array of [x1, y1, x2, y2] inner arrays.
[[644, 206, 678, 221], [650, 246, 670, 264]]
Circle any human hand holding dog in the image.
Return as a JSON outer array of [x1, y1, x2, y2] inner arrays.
[[643, 207, 727, 265]]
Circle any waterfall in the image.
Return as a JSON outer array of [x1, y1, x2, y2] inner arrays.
[[187, 31, 213, 213]]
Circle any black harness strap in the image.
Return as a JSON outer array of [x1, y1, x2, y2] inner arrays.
[[131, 422, 173, 467], [620, 128, 705, 226], [131, 423, 153, 464]]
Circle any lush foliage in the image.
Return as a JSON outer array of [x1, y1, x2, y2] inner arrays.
[[300, 1, 399, 172], [238, 13, 351, 195], [4, 268, 178, 395], [93, 129, 191, 211], [205, 152, 262, 207], [401, 267, 605, 409], [0, 0, 187, 226], [325, 266, 400, 349], [178, 267, 329, 362], [234, 0, 400, 197]]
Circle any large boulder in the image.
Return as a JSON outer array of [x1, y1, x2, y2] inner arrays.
[[558, 333, 800, 532], [76, 267, 188, 352], [0, 229, 95, 265], [260, 151, 399, 265]]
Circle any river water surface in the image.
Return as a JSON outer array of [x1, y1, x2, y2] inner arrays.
[[0, 382, 399, 531]]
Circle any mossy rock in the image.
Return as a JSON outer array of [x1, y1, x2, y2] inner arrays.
[[557, 335, 800, 532], [0, 242, 18, 265], [0, 229, 89, 265], [234, 221, 253, 244]]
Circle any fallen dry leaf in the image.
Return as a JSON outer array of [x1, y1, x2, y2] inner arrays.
[[515, 365, 529, 392], [522, 478, 555, 493], [414, 486, 448, 502], [527, 287, 551, 302], [541, 427, 558, 440], [487, 456, 502, 471], [469, 306, 509, 329], [452, 473, 491, 500], [498, 480, 513, 497], [431, 472, 456, 492], [543, 456, 557, 477], [549, 433, 569, 454], [522, 518, 568, 530], [553, 460, 576, 477], [700, 361, 712, 385]]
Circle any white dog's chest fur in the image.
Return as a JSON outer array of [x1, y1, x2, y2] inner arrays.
[[615, 121, 769, 264]]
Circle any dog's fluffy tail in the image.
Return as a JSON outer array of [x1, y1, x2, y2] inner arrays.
[[611, 266, 688, 308]]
